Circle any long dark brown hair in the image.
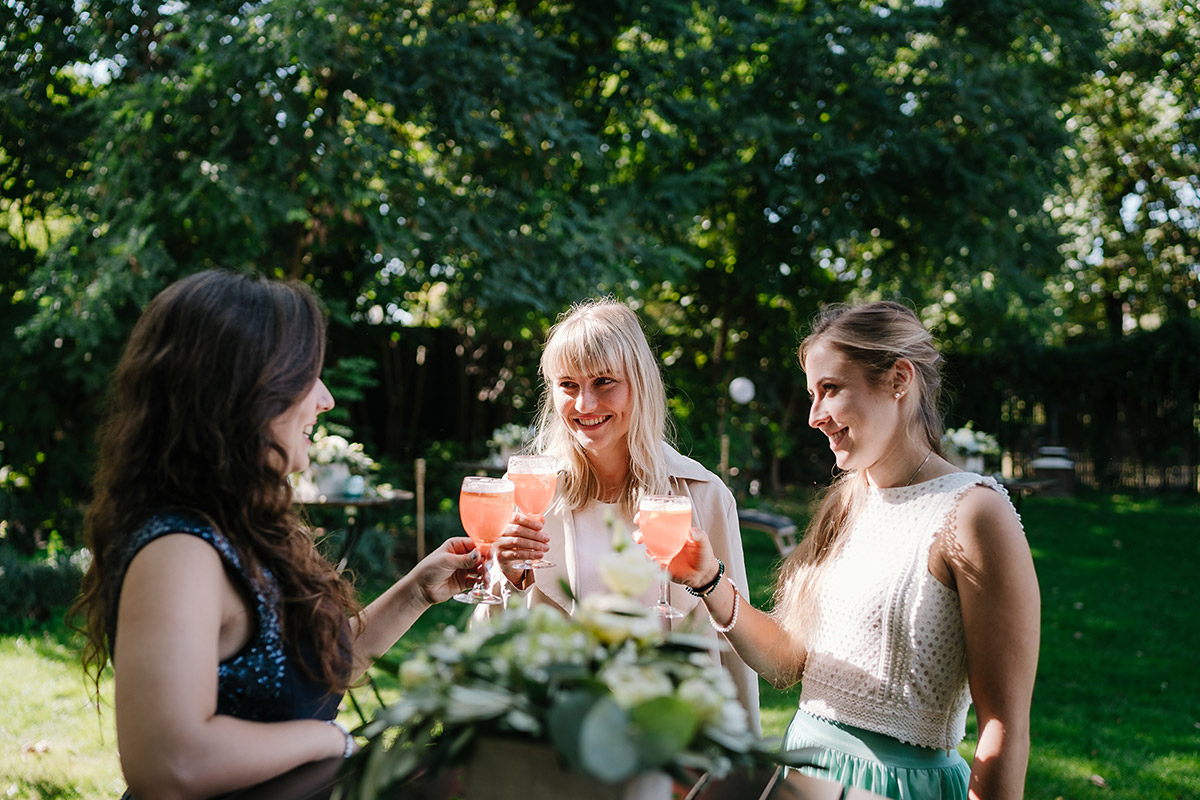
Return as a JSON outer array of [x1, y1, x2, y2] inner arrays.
[[75, 269, 359, 697], [774, 301, 946, 641]]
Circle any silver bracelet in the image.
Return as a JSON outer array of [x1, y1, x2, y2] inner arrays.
[[326, 718, 354, 759], [709, 577, 740, 634]]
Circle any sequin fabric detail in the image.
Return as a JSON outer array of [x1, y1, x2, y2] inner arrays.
[[107, 511, 333, 723], [793, 473, 1016, 750]]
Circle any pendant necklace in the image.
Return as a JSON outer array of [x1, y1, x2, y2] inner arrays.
[[905, 450, 934, 486]]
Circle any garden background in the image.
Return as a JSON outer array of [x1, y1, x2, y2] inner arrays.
[[2, 0, 1198, 797]]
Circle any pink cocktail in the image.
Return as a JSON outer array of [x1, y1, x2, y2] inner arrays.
[[454, 476, 514, 605], [638, 504, 691, 565], [637, 495, 691, 619], [508, 455, 558, 569]]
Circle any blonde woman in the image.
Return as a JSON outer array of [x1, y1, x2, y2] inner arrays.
[[491, 298, 760, 732], [663, 302, 1039, 799]]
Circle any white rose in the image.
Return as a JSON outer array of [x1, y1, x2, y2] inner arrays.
[[577, 594, 660, 644], [596, 547, 658, 597], [676, 676, 724, 723], [602, 663, 675, 707]]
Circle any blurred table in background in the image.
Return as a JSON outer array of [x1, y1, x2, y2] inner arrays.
[[297, 488, 414, 571], [998, 477, 1056, 512]]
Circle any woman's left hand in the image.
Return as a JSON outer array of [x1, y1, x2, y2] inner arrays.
[[412, 536, 483, 604], [632, 522, 720, 590]]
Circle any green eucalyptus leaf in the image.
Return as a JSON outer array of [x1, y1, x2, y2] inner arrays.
[[577, 696, 640, 783], [444, 684, 516, 723], [546, 689, 604, 772], [629, 695, 699, 769], [505, 707, 542, 734]]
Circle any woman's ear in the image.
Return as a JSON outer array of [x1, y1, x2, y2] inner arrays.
[[891, 358, 916, 397]]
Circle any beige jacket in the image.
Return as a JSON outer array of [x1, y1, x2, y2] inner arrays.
[[491, 442, 761, 733]]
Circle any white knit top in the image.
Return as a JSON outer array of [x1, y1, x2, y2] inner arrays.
[[791, 472, 1012, 750]]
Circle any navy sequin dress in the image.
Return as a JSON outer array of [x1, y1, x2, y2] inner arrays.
[[106, 509, 344, 724]]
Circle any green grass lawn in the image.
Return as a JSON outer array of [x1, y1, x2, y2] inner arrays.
[[3, 492, 1198, 799]]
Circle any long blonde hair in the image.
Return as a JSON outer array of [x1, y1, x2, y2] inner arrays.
[[533, 298, 672, 517], [774, 301, 946, 640]]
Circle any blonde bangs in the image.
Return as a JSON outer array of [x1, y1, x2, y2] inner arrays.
[[540, 313, 630, 383]]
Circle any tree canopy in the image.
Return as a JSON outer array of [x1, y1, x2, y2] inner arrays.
[[4, 0, 1197, 546]]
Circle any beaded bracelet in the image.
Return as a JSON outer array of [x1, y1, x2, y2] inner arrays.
[[326, 719, 355, 759], [709, 577, 740, 634], [685, 558, 725, 598]]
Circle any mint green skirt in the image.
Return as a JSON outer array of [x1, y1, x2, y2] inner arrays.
[[783, 710, 970, 800]]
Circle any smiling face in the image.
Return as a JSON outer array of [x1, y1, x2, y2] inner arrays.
[[804, 340, 905, 475], [269, 377, 335, 474], [551, 369, 633, 466]]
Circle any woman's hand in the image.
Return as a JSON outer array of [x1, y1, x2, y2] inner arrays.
[[494, 510, 550, 585], [411, 536, 483, 605]]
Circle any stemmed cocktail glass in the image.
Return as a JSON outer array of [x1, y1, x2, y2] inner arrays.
[[637, 494, 691, 619], [452, 475, 514, 605], [507, 455, 558, 569]]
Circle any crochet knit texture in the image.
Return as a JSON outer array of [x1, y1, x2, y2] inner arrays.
[[790, 472, 1015, 750]]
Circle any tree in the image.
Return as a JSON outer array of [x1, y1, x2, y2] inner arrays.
[[1049, 0, 1200, 341], [3, 0, 1110, 542]]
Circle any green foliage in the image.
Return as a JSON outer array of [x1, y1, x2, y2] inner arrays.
[[1049, 0, 1200, 339], [340, 602, 797, 798], [5, 0, 1188, 548], [0, 545, 84, 631]]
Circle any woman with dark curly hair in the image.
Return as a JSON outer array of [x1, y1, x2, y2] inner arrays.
[[75, 270, 480, 799]]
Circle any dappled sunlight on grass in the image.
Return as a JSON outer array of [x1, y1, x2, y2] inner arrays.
[[1023, 493, 1200, 800], [0, 628, 123, 799]]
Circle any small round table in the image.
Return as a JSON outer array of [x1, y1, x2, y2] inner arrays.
[[296, 489, 414, 573]]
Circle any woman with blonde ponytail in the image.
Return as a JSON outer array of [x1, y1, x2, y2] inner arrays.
[[664, 301, 1040, 800]]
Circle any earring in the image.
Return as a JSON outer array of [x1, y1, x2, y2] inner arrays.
[[894, 391, 903, 399]]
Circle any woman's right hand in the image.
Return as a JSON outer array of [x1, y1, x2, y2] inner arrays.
[[494, 510, 550, 585], [411, 536, 485, 605]]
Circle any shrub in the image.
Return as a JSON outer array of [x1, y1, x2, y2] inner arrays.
[[0, 545, 86, 629]]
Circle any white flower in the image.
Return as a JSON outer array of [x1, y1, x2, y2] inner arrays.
[[943, 423, 1000, 457], [577, 594, 661, 644], [307, 427, 377, 472], [596, 547, 658, 597], [601, 663, 675, 707], [676, 676, 725, 723], [399, 656, 436, 689]]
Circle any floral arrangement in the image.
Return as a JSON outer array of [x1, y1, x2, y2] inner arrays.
[[942, 422, 1000, 458], [336, 552, 801, 798], [308, 427, 377, 475], [487, 422, 533, 455]]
